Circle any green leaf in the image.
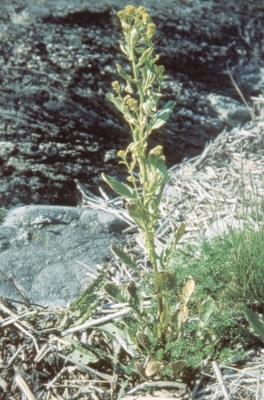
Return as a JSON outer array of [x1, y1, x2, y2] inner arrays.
[[154, 271, 176, 292], [67, 302, 101, 329], [67, 348, 97, 364], [171, 308, 184, 332], [111, 244, 137, 268], [70, 267, 106, 312], [104, 282, 142, 315], [117, 380, 129, 400], [160, 223, 186, 268], [146, 145, 168, 209], [104, 283, 129, 303], [157, 100, 176, 117], [174, 223, 186, 245], [67, 267, 107, 327], [150, 101, 176, 131], [147, 146, 167, 184], [125, 202, 145, 231], [97, 323, 123, 340], [202, 331, 220, 347], [107, 93, 135, 123], [240, 304, 264, 342], [142, 97, 157, 115], [142, 65, 156, 91], [199, 300, 215, 328], [166, 271, 177, 290], [102, 173, 137, 199], [64, 337, 98, 364], [126, 281, 143, 314], [160, 309, 169, 328], [119, 41, 130, 58], [154, 272, 165, 292], [168, 360, 186, 377], [116, 63, 131, 81], [136, 331, 151, 351], [98, 323, 137, 357], [138, 46, 154, 67], [116, 63, 136, 83]]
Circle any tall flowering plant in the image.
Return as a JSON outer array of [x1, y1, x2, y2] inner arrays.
[[103, 5, 194, 348]]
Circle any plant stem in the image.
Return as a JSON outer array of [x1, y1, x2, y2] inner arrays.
[[130, 38, 164, 324]]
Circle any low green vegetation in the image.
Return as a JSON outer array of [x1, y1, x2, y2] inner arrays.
[[175, 219, 264, 309]]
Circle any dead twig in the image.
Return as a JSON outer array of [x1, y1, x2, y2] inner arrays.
[[14, 372, 37, 400], [212, 361, 230, 400]]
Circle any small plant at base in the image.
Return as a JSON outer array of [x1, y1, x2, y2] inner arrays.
[[229, 182, 264, 306], [193, 174, 264, 308]]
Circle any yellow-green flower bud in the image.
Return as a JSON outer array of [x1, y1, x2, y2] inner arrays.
[[117, 150, 126, 159], [136, 6, 146, 15], [125, 5, 135, 16], [126, 98, 138, 111], [112, 81, 120, 93], [123, 94, 131, 103], [127, 176, 135, 183], [151, 145, 165, 159], [142, 12, 150, 23], [117, 10, 125, 20], [147, 23, 156, 39]]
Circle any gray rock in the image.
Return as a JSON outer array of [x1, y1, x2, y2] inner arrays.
[[0, 226, 15, 251], [207, 94, 249, 127], [3, 205, 83, 228], [232, 62, 264, 98], [0, 205, 127, 307]]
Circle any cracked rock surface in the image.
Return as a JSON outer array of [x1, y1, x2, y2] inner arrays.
[[0, 0, 263, 207]]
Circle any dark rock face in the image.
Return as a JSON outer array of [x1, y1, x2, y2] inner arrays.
[[0, 205, 127, 307], [0, 0, 263, 207]]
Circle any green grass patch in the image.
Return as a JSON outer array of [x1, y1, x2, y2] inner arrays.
[[166, 201, 264, 369]]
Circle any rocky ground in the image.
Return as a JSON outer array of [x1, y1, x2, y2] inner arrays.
[[0, 0, 263, 208]]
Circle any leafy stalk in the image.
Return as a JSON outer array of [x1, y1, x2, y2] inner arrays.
[[103, 5, 177, 340]]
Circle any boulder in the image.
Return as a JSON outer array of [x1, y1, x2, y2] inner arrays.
[[0, 205, 127, 307]]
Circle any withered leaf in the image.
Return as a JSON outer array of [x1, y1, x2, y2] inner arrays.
[[134, 362, 147, 380], [135, 331, 151, 351], [145, 360, 162, 377]]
